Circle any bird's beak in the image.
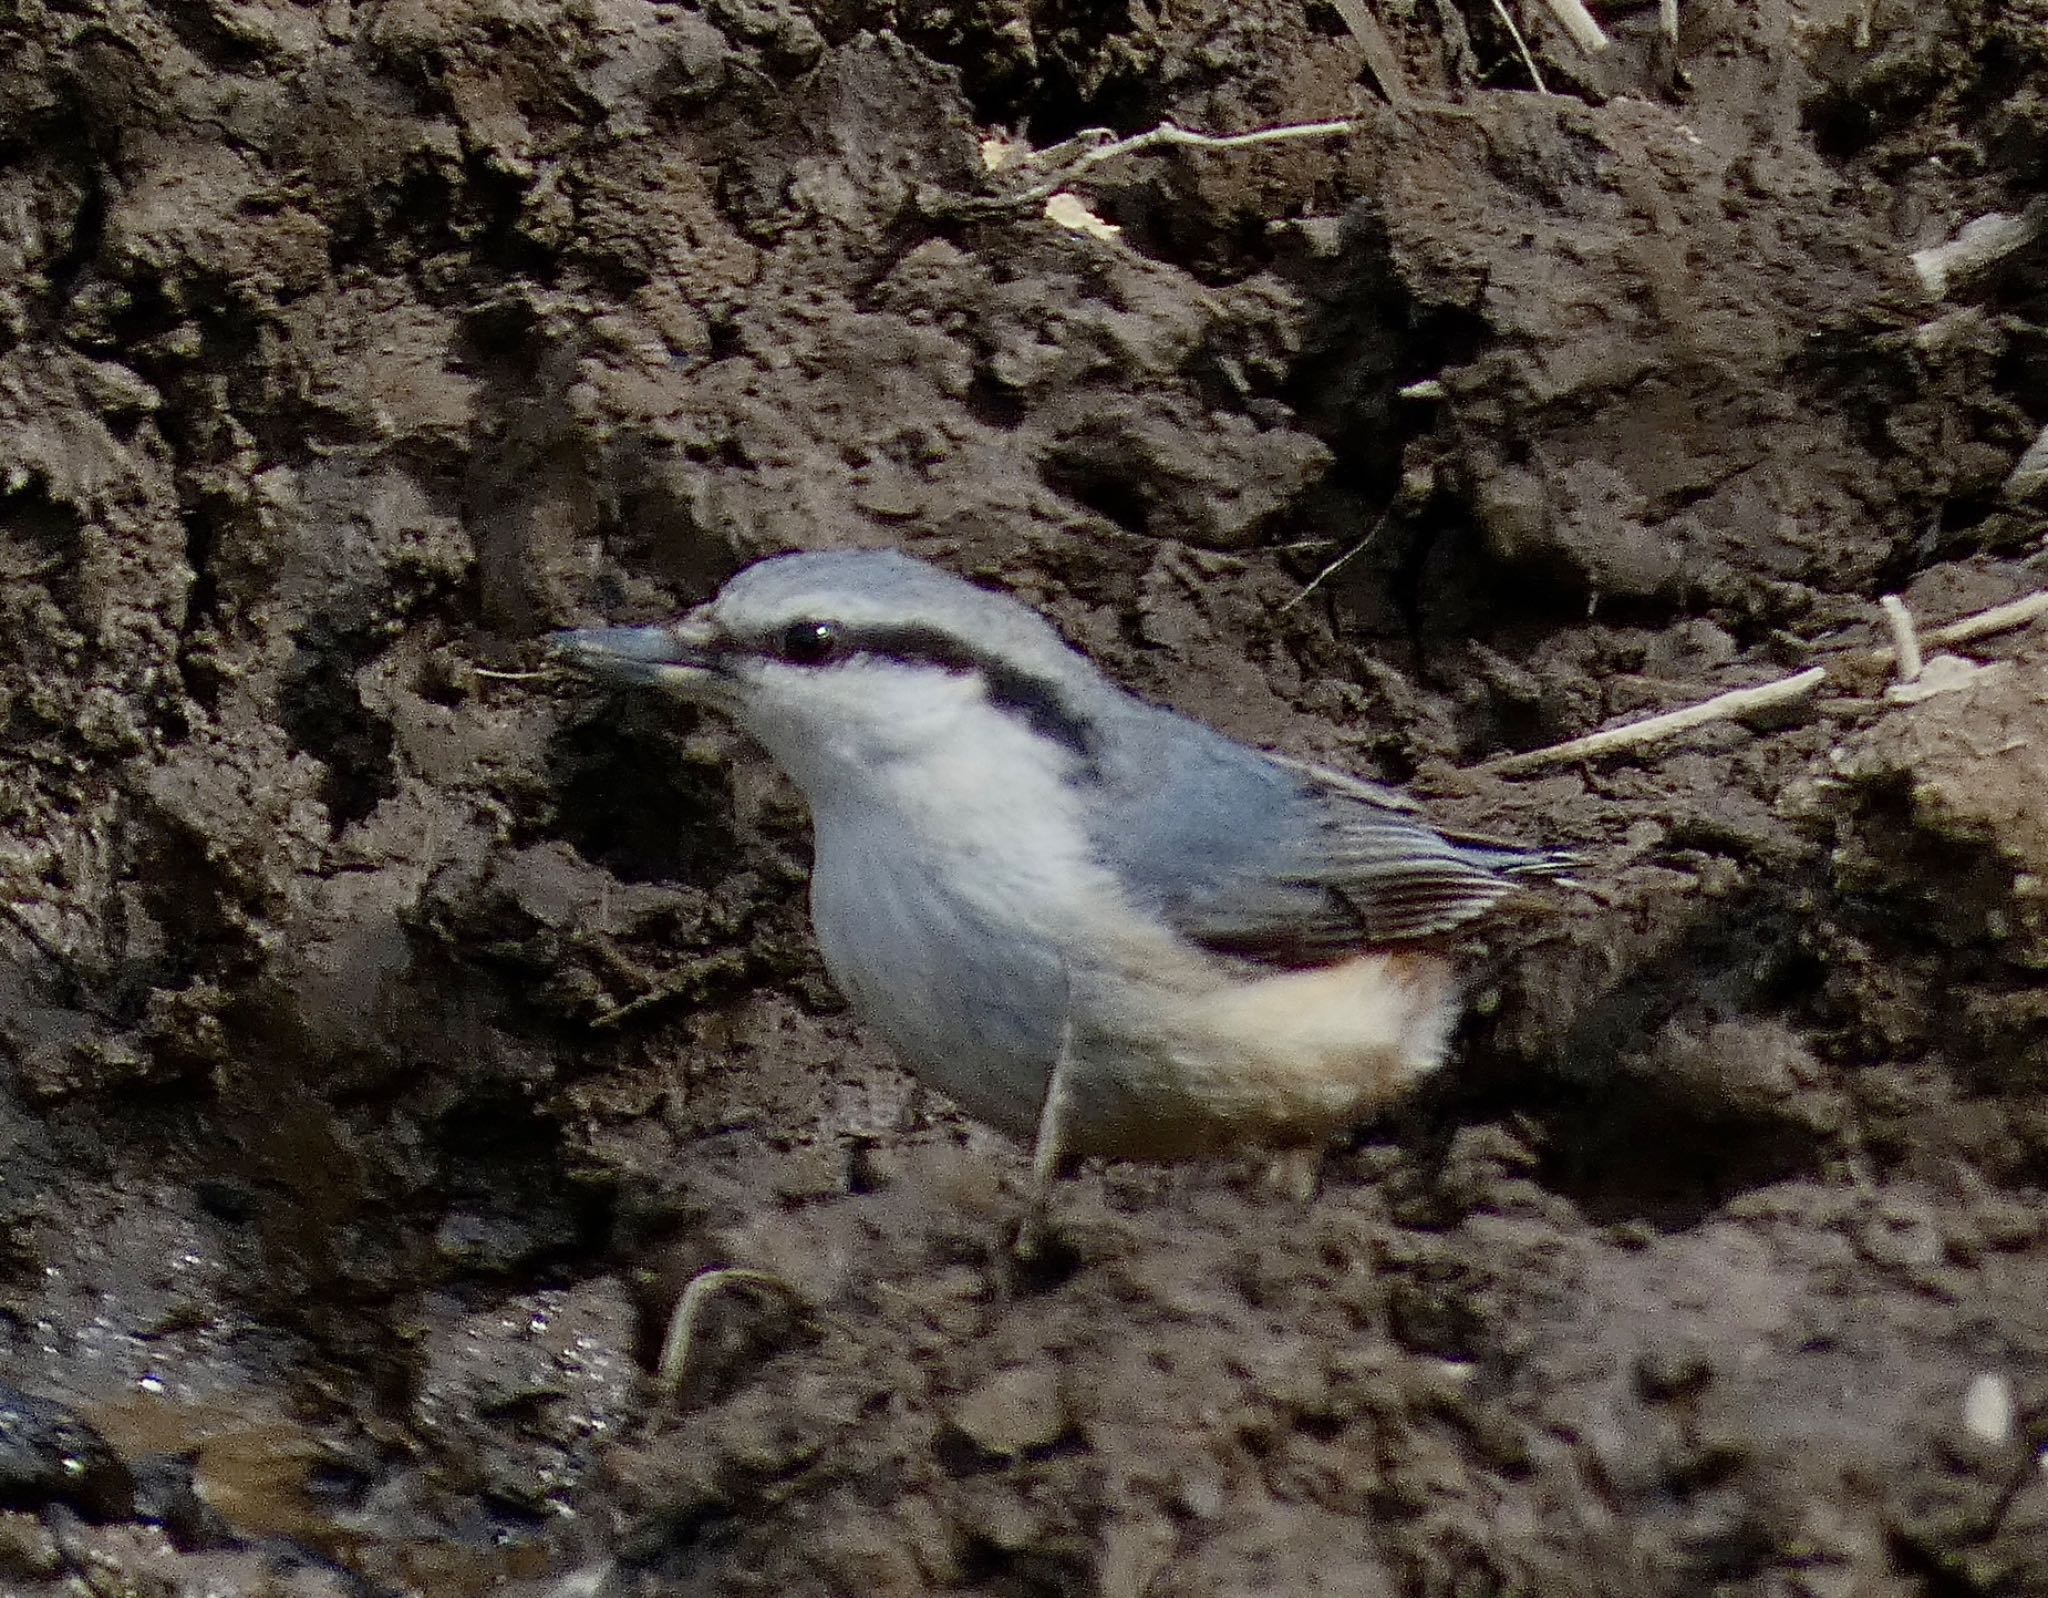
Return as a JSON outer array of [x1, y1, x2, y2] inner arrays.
[[551, 610, 723, 691]]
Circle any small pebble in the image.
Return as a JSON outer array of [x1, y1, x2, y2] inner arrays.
[[1962, 1371, 2014, 1444]]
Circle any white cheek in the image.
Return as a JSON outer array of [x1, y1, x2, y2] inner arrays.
[[749, 663, 1112, 915], [732, 662, 1001, 795]]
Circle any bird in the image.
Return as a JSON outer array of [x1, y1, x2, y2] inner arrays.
[[553, 550, 1571, 1181]]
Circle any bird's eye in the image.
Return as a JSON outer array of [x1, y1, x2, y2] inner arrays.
[[779, 620, 840, 665]]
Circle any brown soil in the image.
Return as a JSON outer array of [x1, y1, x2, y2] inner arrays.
[[3, 1, 2048, 1594]]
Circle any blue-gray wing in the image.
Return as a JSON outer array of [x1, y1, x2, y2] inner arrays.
[[1093, 711, 1568, 967]]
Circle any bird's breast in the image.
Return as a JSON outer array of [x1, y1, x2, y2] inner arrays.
[[805, 774, 1118, 1136]]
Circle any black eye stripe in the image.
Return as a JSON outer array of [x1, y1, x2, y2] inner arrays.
[[741, 620, 1100, 773]]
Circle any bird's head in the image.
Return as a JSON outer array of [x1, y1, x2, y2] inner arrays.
[[553, 551, 1109, 803]]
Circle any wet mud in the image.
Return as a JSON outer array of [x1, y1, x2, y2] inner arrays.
[[2, 0, 2047, 1593]]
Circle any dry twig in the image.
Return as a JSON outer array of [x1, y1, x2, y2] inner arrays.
[[1482, 586, 2048, 777], [1874, 593, 2007, 704], [1482, 669, 1828, 776], [1858, 588, 2048, 668], [1923, 589, 2048, 650], [1324, 0, 1412, 110]]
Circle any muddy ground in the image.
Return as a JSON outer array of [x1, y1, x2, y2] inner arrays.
[[2, 0, 2048, 1593]]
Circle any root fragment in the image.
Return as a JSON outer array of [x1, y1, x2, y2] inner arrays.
[[657, 1267, 805, 1402]]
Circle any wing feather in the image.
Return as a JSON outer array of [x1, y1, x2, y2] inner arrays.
[[1092, 719, 1569, 969]]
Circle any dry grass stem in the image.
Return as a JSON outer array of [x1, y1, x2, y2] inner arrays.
[[1541, 0, 1611, 54], [1282, 511, 1390, 611], [1490, 0, 1550, 93]]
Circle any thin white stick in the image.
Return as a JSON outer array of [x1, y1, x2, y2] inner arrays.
[[1910, 199, 2048, 299], [1015, 966, 1079, 1262], [1483, 668, 1827, 775], [1541, 0, 1611, 54], [1659, 0, 1679, 45], [1490, 0, 1550, 93], [1923, 589, 2048, 649], [1858, 588, 2048, 666], [1878, 595, 1924, 684], [1003, 118, 1361, 206], [473, 666, 549, 682], [1480, 587, 2046, 777]]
